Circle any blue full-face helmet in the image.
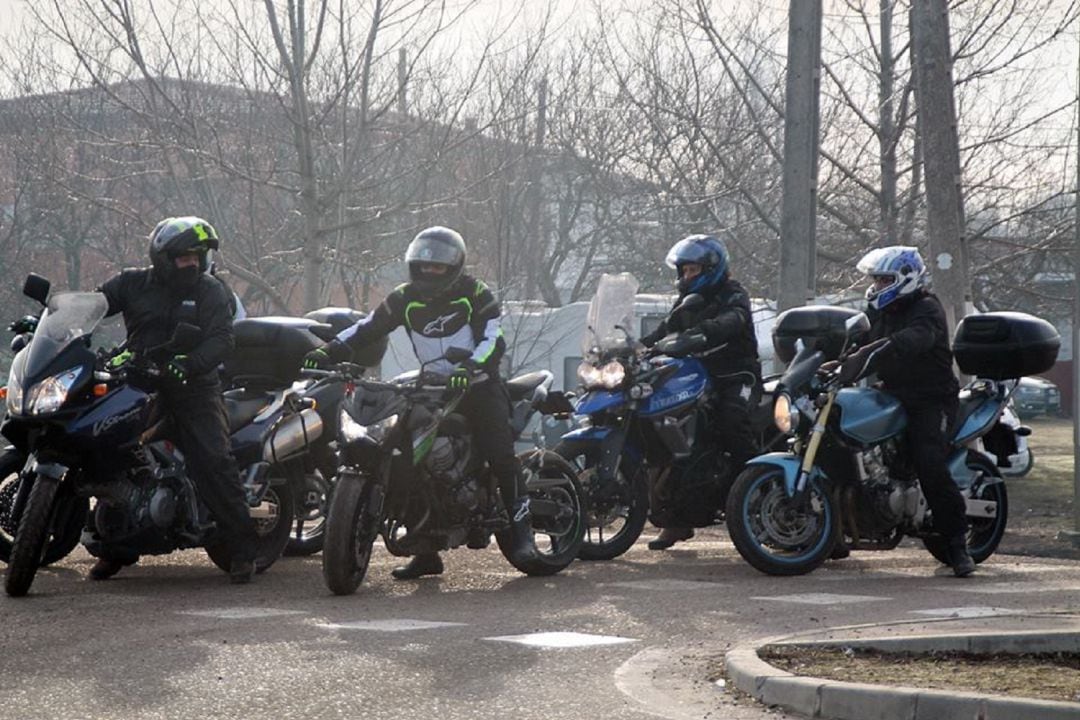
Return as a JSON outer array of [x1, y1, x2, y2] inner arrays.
[[665, 234, 729, 294], [856, 245, 927, 310]]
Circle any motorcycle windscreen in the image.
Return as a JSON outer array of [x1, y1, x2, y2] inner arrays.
[[22, 292, 109, 379], [834, 387, 907, 445], [582, 273, 639, 354]]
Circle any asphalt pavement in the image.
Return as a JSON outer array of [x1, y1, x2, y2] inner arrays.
[[3, 528, 1079, 720]]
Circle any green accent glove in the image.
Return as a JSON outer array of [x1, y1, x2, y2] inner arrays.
[[449, 365, 472, 390], [167, 355, 190, 382], [303, 348, 331, 370], [107, 350, 134, 370]]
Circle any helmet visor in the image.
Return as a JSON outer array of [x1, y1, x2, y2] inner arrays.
[[406, 236, 464, 268], [856, 247, 894, 276], [665, 238, 713, 269]]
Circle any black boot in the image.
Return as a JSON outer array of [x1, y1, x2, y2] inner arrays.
[[391, 552, 444, 580], [229, 559, 256, 585], [504, 497, 539, 564], [88, 558, 127, 581], [947, 534, 975, 577], [647, 527, 694, 550]]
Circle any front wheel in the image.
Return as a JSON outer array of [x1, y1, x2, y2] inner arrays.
[[725, 465, 836, 576], [322, 471, 381, 595], [284, 470, 332, 556], [5, 475, 60, 597], [497, 450, 585, 576], [205, 482, 295, 574], [923, 455, 1008, 565], [552, 441, 648, 561]]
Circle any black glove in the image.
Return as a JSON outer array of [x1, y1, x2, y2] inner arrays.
[[302, 347, 332, 370], [836, 340, 888, 385], [166, 355, 191, 383], [449, 359, 480, 390]]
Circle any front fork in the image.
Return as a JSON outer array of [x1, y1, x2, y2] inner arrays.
[[793, 391, 836, 496]]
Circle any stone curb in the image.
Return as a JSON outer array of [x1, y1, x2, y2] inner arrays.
[[724, 629, 1080, 720]]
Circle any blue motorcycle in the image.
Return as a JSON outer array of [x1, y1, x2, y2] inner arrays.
[[725, 305, 1059, 576], [554, 276, 775, 560]]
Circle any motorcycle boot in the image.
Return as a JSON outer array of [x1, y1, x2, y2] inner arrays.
[[947, 534, 975, 577], [88, 553, 138, 581], [501, 471, 539, 565], [391, 552, 444, 580], [647, 527, 694, 550], [229, 559, 256, 584]]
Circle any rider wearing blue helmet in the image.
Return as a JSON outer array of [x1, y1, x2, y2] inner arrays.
[[641, 234, 762, 549], [840, 245, 973, 576]]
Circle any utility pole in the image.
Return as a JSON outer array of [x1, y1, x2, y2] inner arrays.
[[778, 0, 823, 311], [1069, 24, 1080, 545], [397, 48, 407, 116], [524, 78, 548, 301], [910, 0, 971, 331]]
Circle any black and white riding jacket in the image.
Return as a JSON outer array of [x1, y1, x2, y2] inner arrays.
[[331, 274, 506, 377]]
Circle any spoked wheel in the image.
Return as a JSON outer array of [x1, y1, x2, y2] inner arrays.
[[725, 465, 835, 576], [284, 470, 332, 556], [322, 471, 381, 596], [923, 454, 1008, 565], [553, 441, 647, 561], [206, 482, 295, 574], [498, 450, 585, 576]]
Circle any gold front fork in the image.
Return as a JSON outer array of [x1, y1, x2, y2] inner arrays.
[[794, 390, 837, 494]]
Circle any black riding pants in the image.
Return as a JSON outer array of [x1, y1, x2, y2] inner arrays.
[[904, 395, 968, 538], [711, 375, 761, 466], [459, 379, 522, 503]]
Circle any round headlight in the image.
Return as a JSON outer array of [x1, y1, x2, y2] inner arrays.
[[577, 362, 602, 387], [600, 361, 625, 389], [773, 393, 800, 434]]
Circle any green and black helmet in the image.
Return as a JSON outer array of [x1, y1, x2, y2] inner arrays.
[[148, 216, 220, 285], [405, 226, 466, 300]]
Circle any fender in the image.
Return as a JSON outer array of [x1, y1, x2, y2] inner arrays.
[[745, 452, 827, 497], [560, 426, 612, 442], [573, 389, 625, 415], [949, 448, 1002, 490]]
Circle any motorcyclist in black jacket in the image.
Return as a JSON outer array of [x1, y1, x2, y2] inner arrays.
[[839, 245, 974, 577], [94, 217, 260, 584], [641, 234, 762, 549], [302, 226, 538, 579]]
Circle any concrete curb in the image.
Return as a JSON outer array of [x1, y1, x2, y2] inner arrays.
[[724, 629, 1080, 720]]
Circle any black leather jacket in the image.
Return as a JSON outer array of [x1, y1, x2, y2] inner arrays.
[[866, 290, 959, 405], [642, 278, 761, 378]]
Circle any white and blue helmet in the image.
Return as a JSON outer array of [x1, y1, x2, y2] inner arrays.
[[856, 246, 927, 310]]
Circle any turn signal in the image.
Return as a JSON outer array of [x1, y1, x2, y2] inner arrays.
[[93, 384, 109, 397], [0, 387, 7, 400]]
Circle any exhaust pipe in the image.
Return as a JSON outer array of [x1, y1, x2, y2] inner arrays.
[[264, 408, 324, 463]]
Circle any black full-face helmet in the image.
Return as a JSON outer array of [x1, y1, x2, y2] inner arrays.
[[405, 226, 466, 300], [148, 216, 220, 287]]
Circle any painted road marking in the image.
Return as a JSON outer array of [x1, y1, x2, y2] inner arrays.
[[949, 582, 1080, 595], [485, 631, 638, 648], [607, 579, 722, 591], [909, 607, 1016, 618], [751, 593, 889, 605], [178, 608, 306, 620], [317, 619, 466, 632]]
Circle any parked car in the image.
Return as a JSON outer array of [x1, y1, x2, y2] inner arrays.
[[1013, 376, 1061, 418]]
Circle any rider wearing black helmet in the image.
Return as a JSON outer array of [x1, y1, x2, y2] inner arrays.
[[94, 217, 259, 583], [303, 226, 537, 579], [641, 234, 762, 549]]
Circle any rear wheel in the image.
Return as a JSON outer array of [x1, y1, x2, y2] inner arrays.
[[725, 465, 835, 576], [205, 482, 295, 574], [553, 441, 647, 561], [498, 451, 585, 575], [322, 471, 380, 595], [5, 475, 60, 597], [923, 454, 1008, 565], [284, 470, 332, 556]]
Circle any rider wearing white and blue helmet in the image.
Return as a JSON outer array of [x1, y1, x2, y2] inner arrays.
[[641, 234, 762, 549]]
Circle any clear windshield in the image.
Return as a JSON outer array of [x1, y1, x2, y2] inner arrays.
[[582, 273, 639, 354], [22, 292, 109, 378]]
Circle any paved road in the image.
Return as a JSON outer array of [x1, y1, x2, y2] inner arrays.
[[3, 529, 1079, 720]]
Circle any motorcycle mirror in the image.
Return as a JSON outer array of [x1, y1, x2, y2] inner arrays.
[[444, 346, 473, 364], [845, 312, 870, 336], [22, 274, 50, 306], [9, 334, 29, 353], [170, 323, 202, 352]]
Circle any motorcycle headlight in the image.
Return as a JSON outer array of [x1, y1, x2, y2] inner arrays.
[[25, 366, 82, 416], [600, 361, 626, 389], [339, 408, 399, 444], [6, 372, 24, 416], [577, 362, 602, 388], [773, 393, 801, 435]]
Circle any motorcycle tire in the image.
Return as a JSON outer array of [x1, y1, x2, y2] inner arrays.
[[552, 441, 647, 562], [205, 482, 295, 575], [497, 450, 585, 576], [0, 450, 87, 566], [725, 464, 836, 576], [5, 474, 60, 597], [322, 471, 380, 596], [284, 470, 332, 557], [923, 454, 1008, 565]]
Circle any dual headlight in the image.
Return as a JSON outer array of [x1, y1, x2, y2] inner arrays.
[[773, 393, 801, 435], [577, 361, 626, 390], [6, 365, 82, 416], [339, 409, 399, 444]]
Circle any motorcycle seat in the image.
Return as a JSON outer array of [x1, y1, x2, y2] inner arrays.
[[506, 370, 553, 402], [223, 390, 273, 433], [953, 391, 990, 444]]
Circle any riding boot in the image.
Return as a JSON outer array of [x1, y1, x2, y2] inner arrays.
[[500, 472, 538, 565], [947, 534, 975, 577], [647, 527, 694, 550], [88, 553, 138, 580], [391, 552, 444, 580]]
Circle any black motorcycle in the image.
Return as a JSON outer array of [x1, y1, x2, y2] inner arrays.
[[2, 275, 303, 596], [316, 351, 585, 595]]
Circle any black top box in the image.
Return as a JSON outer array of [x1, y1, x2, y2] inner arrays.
[[773, 306, 869, 364], [953, 311, 1060, 380]]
